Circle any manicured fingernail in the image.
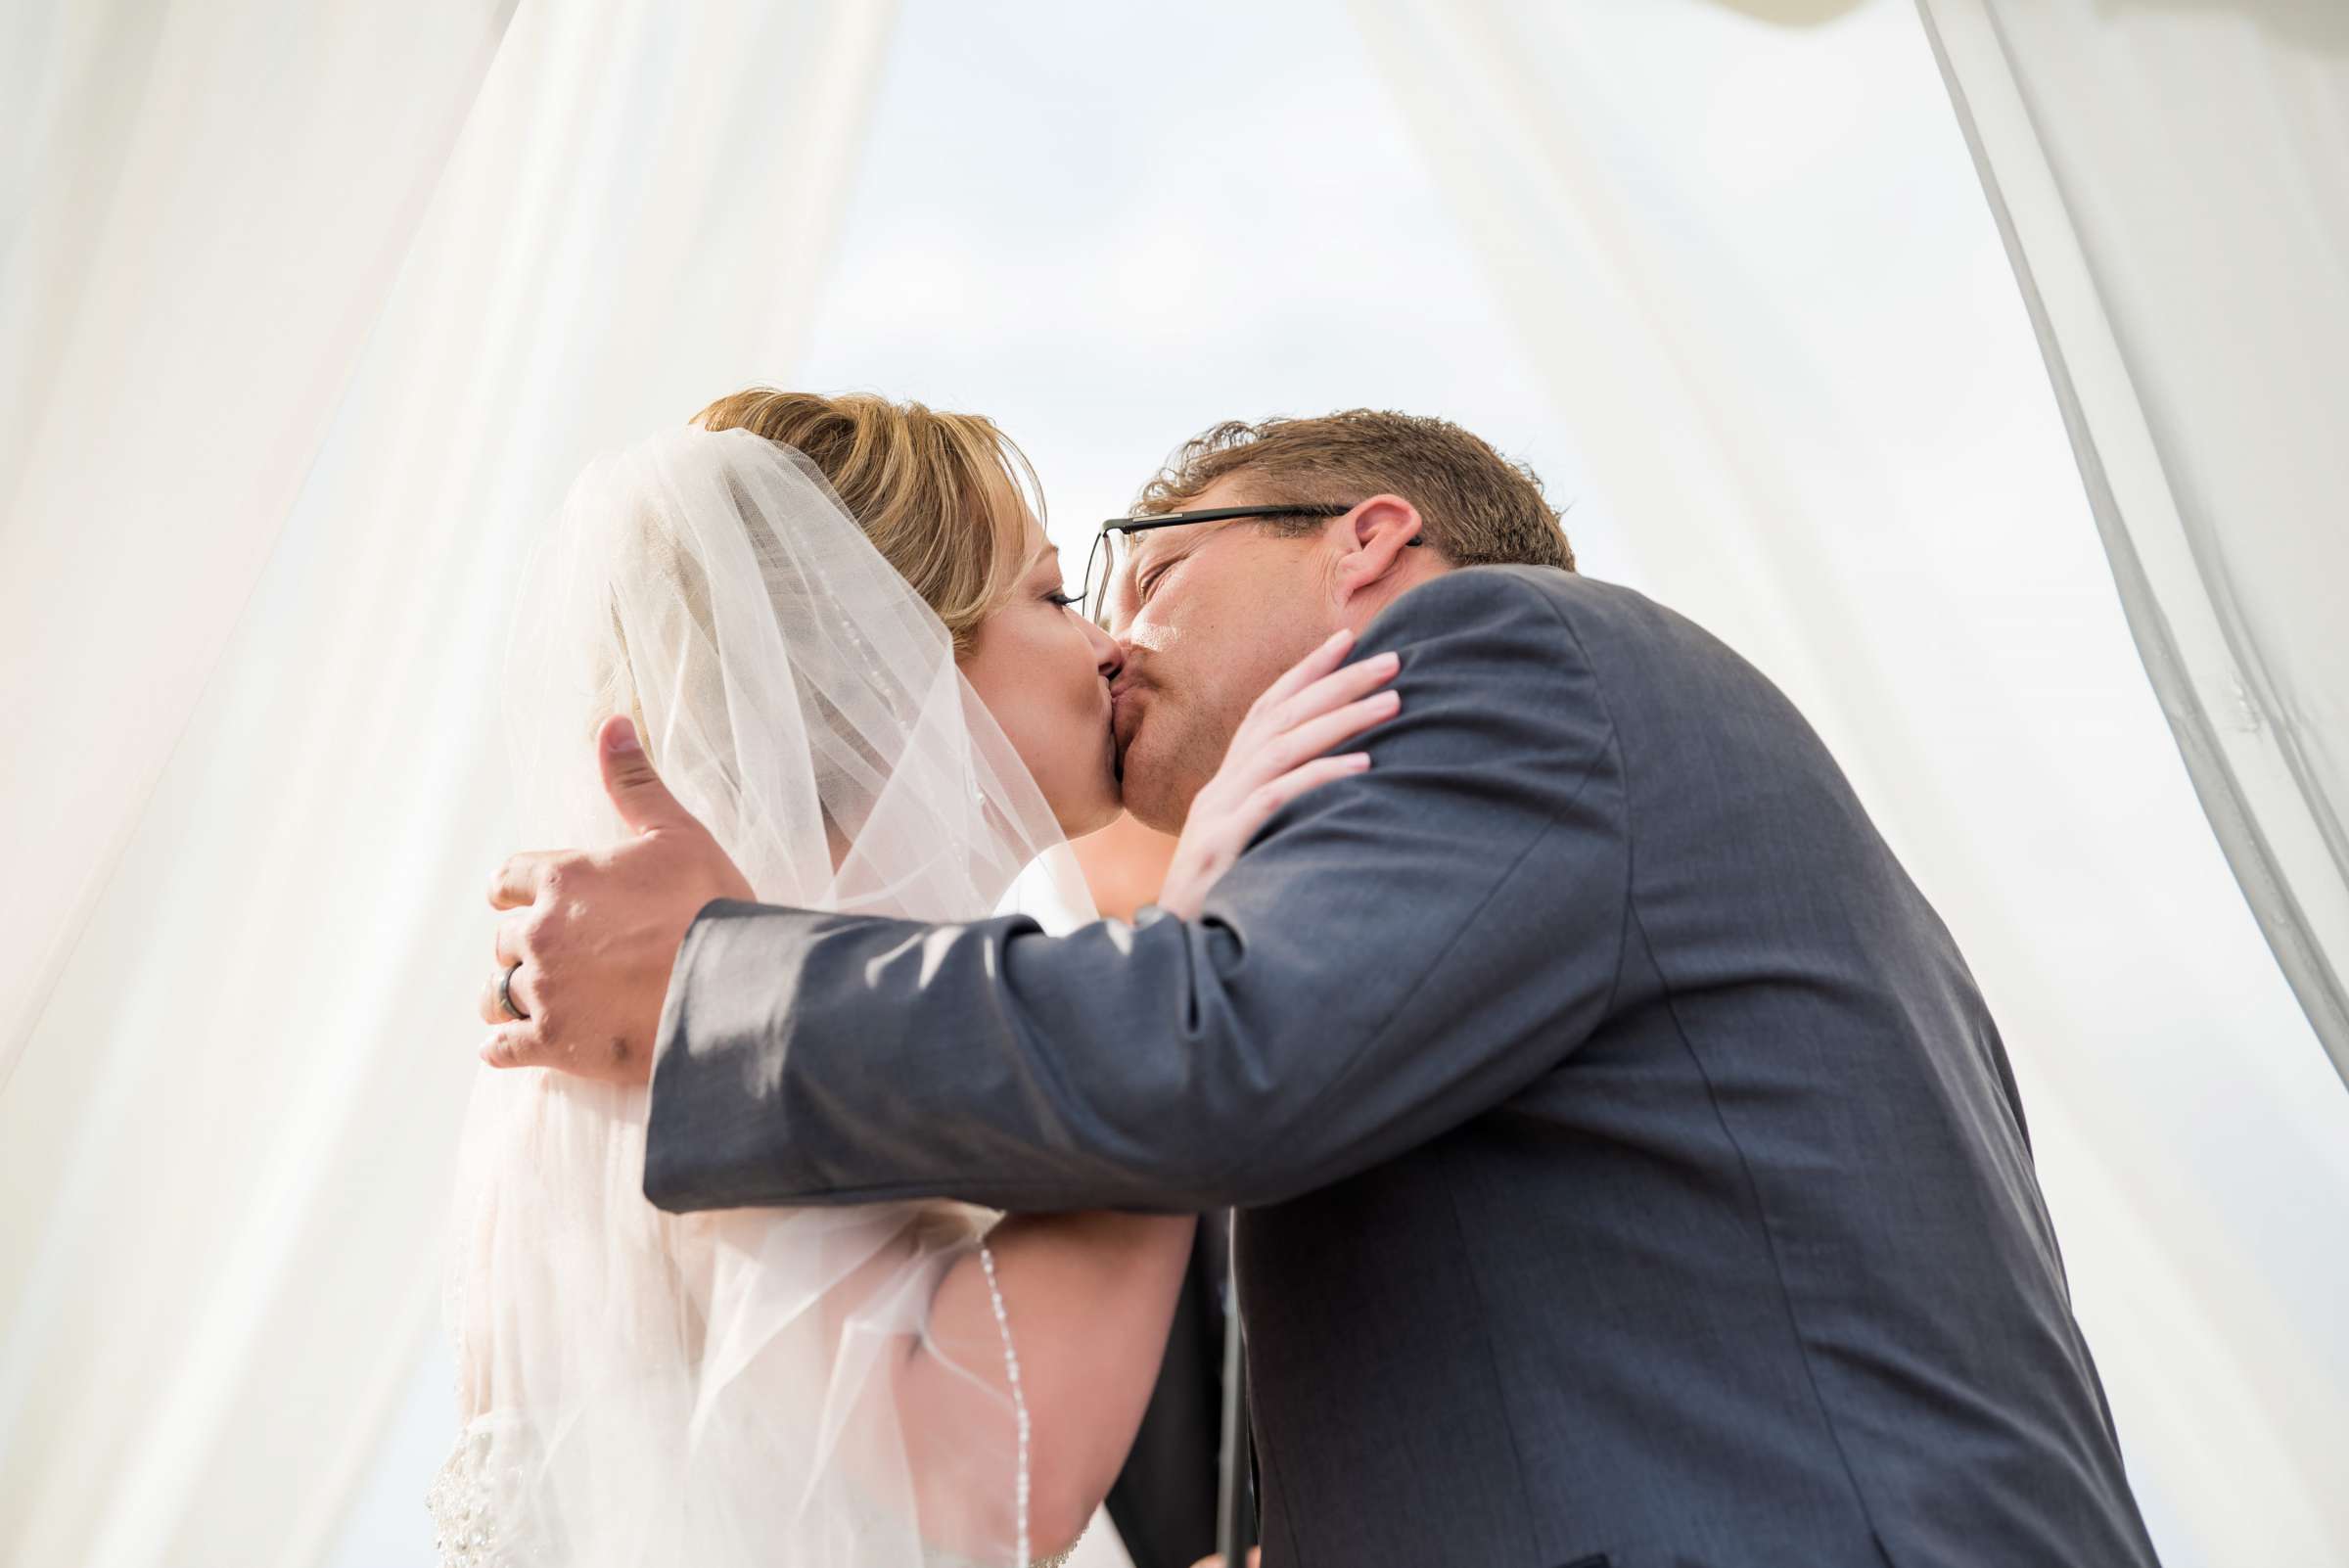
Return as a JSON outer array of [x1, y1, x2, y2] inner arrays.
[[1376, 651, 1401, 671], [1346, 753, 1372, 768], [1326, 627, 1355, 647], [607, 716, 640, 754]]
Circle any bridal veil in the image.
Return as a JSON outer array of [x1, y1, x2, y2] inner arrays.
[[436, 427, 1091, 1567]]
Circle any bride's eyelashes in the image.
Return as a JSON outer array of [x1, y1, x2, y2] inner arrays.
[[1045, 589, 1082, 609]]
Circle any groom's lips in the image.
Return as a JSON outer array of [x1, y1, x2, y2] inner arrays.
[[1110, 685, 1143, 753], [1109, 688, 1145, 784]]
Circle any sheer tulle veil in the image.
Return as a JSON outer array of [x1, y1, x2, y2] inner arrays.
[[435, 427, 1095, 1567]]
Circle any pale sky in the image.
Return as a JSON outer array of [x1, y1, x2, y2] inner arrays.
[[788, 0, 1626, 578]]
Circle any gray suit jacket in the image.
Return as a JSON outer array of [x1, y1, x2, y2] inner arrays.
[[644, 567, 2161, 1568]]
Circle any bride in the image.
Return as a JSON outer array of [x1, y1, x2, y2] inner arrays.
[[436, 389, 1394, 1567]]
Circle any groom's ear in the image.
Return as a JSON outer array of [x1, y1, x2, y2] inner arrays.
[[1330, 494, 1425, 606]]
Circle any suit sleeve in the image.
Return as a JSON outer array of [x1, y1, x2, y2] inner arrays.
[[644, 569, 1629, 1213]]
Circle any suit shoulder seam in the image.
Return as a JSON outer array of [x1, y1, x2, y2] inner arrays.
[[1516, 578, 1634, 1024], [1218, 581, 1624, 1196]]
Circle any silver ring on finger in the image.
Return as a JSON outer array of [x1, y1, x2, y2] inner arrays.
[[497, 962, 530, 1022]]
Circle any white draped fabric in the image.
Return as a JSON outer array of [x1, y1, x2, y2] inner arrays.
[[0, 1, 896, 1562], [0, 0, 516, 1099], [1916, 0, 2349, 1089], [1348, 2, 2349, 1563]]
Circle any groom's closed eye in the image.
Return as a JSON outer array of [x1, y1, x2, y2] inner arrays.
[[1134, 550, 1186, 605]]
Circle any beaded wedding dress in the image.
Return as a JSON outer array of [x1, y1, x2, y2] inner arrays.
[[433, 428, 1093, 1568]]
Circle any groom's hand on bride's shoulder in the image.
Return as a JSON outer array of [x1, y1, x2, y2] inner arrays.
[[476, 715, 753, 1084]]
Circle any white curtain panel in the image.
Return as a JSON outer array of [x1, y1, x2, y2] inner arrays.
[[0, 0, 517, 1095], [1347, 2, 2349, 1563], [1915, 0, 2349, 1088], [0, 1, 896, 1563]]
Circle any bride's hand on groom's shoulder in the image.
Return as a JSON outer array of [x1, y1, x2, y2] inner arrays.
[[475, 715, 753, 1084], [1157, 627, 1401, 922]]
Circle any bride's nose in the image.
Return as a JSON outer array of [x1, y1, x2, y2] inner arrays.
[[1081, 616, 1125, 682]]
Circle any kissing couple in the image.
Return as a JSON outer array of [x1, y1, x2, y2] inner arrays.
[[441, 391, 2162, 1568]]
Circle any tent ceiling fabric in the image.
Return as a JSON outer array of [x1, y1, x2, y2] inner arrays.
[[1347, 1, 2348, 1563], [1710, 0, 1870, 23], [1917, 0, 2349, 1085], [0, 1, 896, 1562]]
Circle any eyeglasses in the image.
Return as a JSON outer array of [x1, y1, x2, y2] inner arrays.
[[1081, 503, 1418, 623]]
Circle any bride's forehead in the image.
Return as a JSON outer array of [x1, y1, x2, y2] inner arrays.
[[1012, 511, 1052, 564]]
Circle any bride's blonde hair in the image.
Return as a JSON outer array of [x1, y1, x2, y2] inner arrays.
[[694, 388, 1042, 656]]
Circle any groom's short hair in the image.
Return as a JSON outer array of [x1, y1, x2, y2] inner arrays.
[[1135, 410, 1575, 573]]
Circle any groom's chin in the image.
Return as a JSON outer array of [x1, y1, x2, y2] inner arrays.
[[1109, 755, 1162, 833], [1113, 759, 1195, 838]]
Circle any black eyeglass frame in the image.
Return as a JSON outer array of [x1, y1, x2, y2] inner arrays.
[[1080, 503, 1419, 623]]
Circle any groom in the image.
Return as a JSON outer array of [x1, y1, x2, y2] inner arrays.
[[481, 410, 2161, 1568]]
